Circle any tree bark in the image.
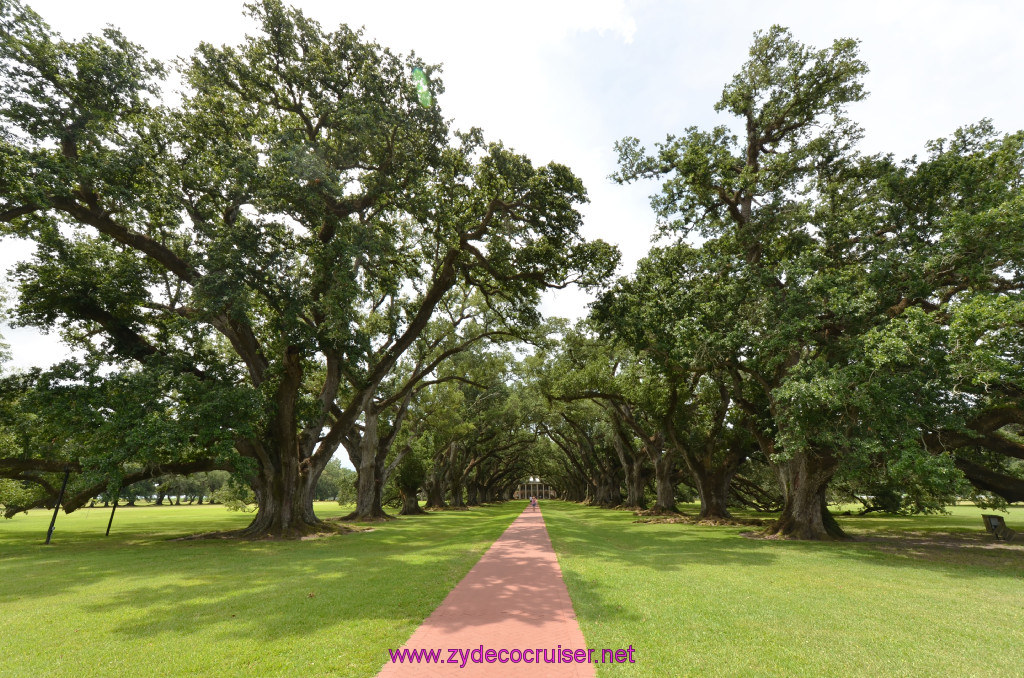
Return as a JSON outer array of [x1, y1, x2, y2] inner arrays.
[[446, 446, 467, 508], [349, 448, 389, 520], [448, 479, 466, 507], [607, 403, 673, 512], [613, 436, 649, 510], [399, 488, 426, 515], [237, 346, 337, 537], [764, 450, 847, 540], [693, 468, 732, 520], [424, 475, 447, 509], [652, 454, 678, 513], [343, 406, 391, 521], [590, 471, 622, 507], [955, 456, 1024, 503], [240, 453, 324, 538]]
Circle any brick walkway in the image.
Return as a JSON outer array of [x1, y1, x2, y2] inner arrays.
[[377, 505, 594, 677]]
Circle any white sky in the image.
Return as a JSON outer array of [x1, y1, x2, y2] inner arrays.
[[4, 0, 1024, 370]]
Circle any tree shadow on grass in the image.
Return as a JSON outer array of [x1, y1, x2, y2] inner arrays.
[[544, 502, 1024, 586], [3, 501, 1020, 654], [545, 504, 782, 571], [0, 504, 526, 644], [538, 502, 1024, 646]]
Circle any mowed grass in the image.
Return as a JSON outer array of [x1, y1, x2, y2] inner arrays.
[[544, 502, 1024, 678], [0, 501, 522, 678]]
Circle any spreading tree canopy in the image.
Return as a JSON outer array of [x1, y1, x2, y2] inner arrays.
[[609, 26, 1024, 539], [0, 0, 617, 536]]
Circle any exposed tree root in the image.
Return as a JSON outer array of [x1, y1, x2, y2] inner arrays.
[[340, 509, 394, 522], [742, 527, 852, 541], [635, 513, 767, 526], [633, 506, 682, 517], [174, 520, 372, 541]]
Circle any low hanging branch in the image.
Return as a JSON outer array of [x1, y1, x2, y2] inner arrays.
[[0, 459, 233, 518]]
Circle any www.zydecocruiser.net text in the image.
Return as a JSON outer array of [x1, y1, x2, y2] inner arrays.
[[387, 645, 637, 667]]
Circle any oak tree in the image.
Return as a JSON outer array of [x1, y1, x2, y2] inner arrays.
[[0, 0, 615, 536]]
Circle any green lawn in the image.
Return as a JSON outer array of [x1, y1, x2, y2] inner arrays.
[[0, 501, 521, 677], [544, 502, 1024, 678], [3, 501, 1023, 678]]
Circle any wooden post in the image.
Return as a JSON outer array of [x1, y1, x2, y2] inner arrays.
[[45, 465, 71, 545], [105, 488, 120, 536]]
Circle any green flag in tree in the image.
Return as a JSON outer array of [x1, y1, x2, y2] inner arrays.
[[412, 67, 432, 107]]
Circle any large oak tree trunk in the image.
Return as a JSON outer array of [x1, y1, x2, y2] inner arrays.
[[344, 407, 391, 521], [349, 450, 389, 520], [424, 476, 447, 509], [242, 453, 324, 538], [673, 429, 749, 519], [565, 478, 586, 502], [399, 488, 426, 515], [619, 455, 647, 509], [238, 348, 335, 538], [764, 450, 847, 540], [624, 464, 647, 509], [694, 468, 732, 520], [448, 479, 466, 508], [590, 471, 622, 507], [651, 454, 677, 513], [612, 432, 649, 510]]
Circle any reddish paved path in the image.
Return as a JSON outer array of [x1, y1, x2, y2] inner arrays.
[[377, 506, 594, 677]]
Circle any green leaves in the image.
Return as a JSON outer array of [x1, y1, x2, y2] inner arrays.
[[604, 25, 1024, 527], [717, 26, 867, 128], [614, 26, 868, 245], [0, 1, 163, 143], [1, 1, 618, 525]]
